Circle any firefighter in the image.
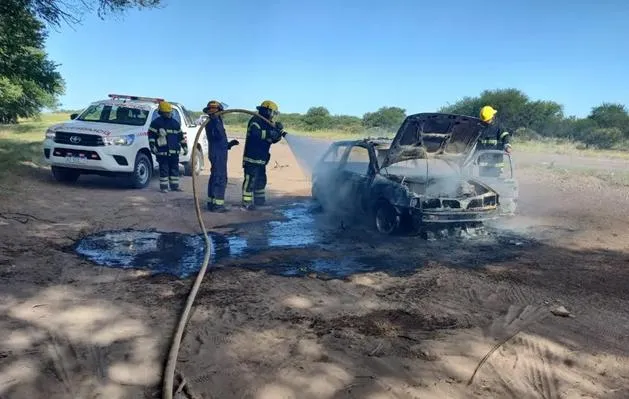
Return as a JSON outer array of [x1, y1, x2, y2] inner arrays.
[[241, 100, 286, 210], [476, 105, 512, 177], [148, 101, 188, 192], [203, 100, 239, 212]]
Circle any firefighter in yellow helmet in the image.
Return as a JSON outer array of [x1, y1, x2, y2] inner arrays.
[[148, 101, 188, 192], [476, 105, 512, 177], [241, 100, 287, 210]]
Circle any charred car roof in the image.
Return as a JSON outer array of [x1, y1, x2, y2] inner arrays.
[[381, 113, 489, 168]]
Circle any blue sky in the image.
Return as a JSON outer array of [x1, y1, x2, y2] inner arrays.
[[45, 0, 629, 117]]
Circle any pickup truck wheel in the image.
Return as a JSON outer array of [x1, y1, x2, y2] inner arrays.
[[129, 153, 152, 189], [183, 148, 203, 176], [374, 201, 401, 235], [51, 166, 80, 183]]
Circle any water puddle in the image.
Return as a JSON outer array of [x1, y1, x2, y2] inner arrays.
[[74, 201, 538, 279]]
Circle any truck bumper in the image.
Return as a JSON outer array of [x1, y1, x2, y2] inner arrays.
[[43, 139, 136, 173]]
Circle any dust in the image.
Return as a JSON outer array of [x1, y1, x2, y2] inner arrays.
[[284, 135, 331, 180]]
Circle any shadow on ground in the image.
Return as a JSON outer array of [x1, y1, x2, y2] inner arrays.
[[1, 166, 628, 399]]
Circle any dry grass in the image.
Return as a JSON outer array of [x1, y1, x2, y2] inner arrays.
[[514, 138, 629, 160], [0, 113, 71, 178]]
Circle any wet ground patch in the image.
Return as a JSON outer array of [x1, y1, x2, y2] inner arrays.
[[74, 201, 540, 279]]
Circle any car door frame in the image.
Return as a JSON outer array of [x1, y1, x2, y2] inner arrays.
[[312, 142, 352, 209], [337, 142, 377, 216]]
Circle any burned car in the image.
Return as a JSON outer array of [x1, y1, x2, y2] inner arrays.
[[311, 113, 504, 235]]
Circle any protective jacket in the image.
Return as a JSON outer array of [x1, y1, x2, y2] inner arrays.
[[206, 116, 228, 150], [477, 123, 510, 151], [148, 116, 188, 156], [242, 115, 282, 166]]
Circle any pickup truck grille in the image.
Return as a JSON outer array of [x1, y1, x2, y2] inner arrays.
[[54, 131, 104, 147]]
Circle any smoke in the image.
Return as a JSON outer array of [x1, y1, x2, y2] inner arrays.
[[284, 135, 332, 180]]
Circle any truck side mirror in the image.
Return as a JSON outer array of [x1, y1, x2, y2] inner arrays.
[[70, 113, 78, 120]]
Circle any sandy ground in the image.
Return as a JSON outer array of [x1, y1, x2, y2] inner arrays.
[[1, 140, 629, 399]]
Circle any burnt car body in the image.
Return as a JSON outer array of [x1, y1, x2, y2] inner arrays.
[[461, 149, 519, 215], [311, 113, 504, 234]]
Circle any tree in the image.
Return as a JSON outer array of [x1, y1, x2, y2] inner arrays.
[[0, 0, 64, 123], [302, 106, 332, 131], [26, 0, 163, 27], [439, 88, 565, 137], [587, 103, 629, 136], [362, 106, 406, 131], [581, 128, 623, 149], [0, 0, 164, 123]]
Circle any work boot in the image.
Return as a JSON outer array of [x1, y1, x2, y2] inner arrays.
[[160, 187, 169, 193], [170, 186, 183, 192], [211, 205, 228, 213], [206, 202, 215, 211], [240, 203, 256, 211]]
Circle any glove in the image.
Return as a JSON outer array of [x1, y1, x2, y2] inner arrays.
[[281, 130, 287, 138], [275, 121, 284, 132], [269, 129, 283, 143], [504, 144, 512, 154], [182, 147, 188, 156], [228, 139, 240, 150], [150, 145, 157, 155]]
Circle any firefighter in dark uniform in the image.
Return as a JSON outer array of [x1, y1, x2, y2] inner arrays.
[[148, 101, 188, 192], [476, 105, 512, 177], [203, 100, 239, 212], [241, 100, 286, 210]]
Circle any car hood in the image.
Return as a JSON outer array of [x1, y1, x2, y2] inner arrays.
[[380, 113, 489, 168], [48, 120, 143, 137]]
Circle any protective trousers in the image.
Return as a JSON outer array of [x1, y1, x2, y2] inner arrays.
[[242, 162, 267, 206], [208, 148, 228, 206], [157, 154, 180, 190]]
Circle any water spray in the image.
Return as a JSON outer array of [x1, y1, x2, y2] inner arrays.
[[162, 109, 278, 399]]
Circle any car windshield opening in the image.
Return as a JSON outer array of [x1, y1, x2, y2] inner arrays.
[[77, 104, 150, 126], [383, 158, 461, 179]]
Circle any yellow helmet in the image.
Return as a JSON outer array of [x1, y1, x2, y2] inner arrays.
[[259, 100, 278, 112], [158, 101, 173, 113], [479, 105, 497, 122]]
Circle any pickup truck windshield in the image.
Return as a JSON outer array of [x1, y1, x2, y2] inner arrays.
[[77, 104, 150, 126]]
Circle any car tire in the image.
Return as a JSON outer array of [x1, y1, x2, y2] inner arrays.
[[311, 182, 324, 211], [184, 147, 203, 176], [128, 152, 152, 189], [51, 166, 80, 183], [374, 200, 401, 235]]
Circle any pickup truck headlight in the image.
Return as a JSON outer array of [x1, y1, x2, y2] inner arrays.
[[104, 134, 135, 146], [45, 128, 55, 139]]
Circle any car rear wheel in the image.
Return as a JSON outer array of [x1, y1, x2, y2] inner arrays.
[[374, 201, 400, 235], [128, 152, 152, 189], [51, 166, 80, 183]]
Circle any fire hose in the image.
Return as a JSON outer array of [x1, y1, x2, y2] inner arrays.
[[161, 109, 279, 399]]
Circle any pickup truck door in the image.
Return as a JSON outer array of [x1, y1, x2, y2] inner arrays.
[[173, 105, 206, 162]]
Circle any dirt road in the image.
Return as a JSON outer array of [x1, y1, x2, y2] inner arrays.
[[1, 141, 628, 399]]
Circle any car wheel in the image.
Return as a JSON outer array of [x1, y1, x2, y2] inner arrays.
[[129, 152, 152, 189], [184, 147, 203, 176], [374, 201, 400, 235], [51, 166, 80, 183], [311, 182, 324, 210]]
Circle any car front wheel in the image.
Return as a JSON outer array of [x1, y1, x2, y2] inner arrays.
[[51, 166, 80, 183], [374, 201, 401, 235], [128, 152, 152, 188], [184, 147, 203, 176]]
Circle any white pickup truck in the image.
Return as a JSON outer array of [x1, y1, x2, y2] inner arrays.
[[42, 94, 208, 188]]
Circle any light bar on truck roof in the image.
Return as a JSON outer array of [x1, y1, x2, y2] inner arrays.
[[108, 94, 165, 103]]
